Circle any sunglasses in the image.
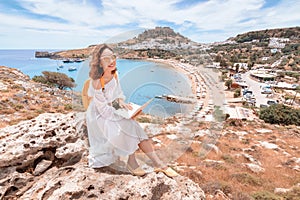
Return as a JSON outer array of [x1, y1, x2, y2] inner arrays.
[[100, 54, 117, 65]]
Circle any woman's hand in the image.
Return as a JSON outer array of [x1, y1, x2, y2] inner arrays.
[[119, 99, 133, 110]]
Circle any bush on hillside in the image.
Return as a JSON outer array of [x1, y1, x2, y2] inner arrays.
[[32, 71, 75, 90], [282, 43, 300, 55], [251, 191, 281, 200], [32, 75, 48, 84], [234, 88, 241, 98], [225, 79, 233, 90], [259, 104, 300, 126]]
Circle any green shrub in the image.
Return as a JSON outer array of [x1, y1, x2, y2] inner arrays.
[[225, 79, 233, 89], [64, 104, 73, 110], [32, 75, 47, 84], [234, 88, 241, 98], [11, 84, 24, 90], [231, 173, 262, 186], [201, 181, 232, 195], [35, 109, 44, 114], [14, 104, 24, 110], [221, 154, 235, 164], [252, 191, 281, 200], [259, 104, 300, 126], [137, 117, 152, 123], [221, 74, 228, 82]]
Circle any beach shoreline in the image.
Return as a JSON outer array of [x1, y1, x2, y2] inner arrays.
[[146, 58, 197, 96]]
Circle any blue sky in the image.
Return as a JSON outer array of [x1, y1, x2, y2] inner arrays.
[[0, 0, 299, 49]]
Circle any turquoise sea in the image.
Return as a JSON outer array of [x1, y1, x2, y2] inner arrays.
[[0, 49, 193, 117]]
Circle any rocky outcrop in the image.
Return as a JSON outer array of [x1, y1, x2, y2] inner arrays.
[[0, 112, 205, 199], [35, 51, 62, 59], [18, 164, 205, 200], [35, 51, 53, 58]]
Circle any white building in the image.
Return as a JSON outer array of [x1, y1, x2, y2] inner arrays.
[[268, 37, 289, 49]]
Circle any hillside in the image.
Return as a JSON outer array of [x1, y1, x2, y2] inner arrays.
[[43, 27, 203, 62], [118, 26, 195, 48], [1, 107, 300, 199], [43, 26, 299, 69], [209, 27, 300, 72], [113, 27, 205, 62], [0, 66, 76, 128], [233, 27, 300, 43]]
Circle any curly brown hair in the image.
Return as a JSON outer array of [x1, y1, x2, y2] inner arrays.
[[89, 44, 117, 80]]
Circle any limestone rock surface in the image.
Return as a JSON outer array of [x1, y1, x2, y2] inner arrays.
[[0, 112, 205, 200]]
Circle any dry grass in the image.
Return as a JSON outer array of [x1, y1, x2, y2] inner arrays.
[[173, 120, 300, 198], [251, 191, 282, 200], [0, 78, 75, 128]]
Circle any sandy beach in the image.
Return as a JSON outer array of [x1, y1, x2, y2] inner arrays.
[[146, 58, 198, 95]]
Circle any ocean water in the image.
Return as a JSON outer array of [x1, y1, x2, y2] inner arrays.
[[0, 49, 193, 117]]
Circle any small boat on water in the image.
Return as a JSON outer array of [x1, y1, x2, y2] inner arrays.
[[68, 66, 77, 71], [63, 59, 74, 63], [74, 58, 84, 63], [56, 60, 64, 68]]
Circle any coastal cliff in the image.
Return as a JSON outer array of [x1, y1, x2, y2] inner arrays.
[[35, 46, 95, 59]]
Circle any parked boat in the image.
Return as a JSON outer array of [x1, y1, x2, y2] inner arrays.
[[74, 58, 84, 63], [63, 59, 74, 63], [68, 66, 77, 71], [56, 60, 64, 68]]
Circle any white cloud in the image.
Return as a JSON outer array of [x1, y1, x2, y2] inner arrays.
[[0, 0, 299, 48], [0, 11, 129, 49], [19, 0, 102, 27]]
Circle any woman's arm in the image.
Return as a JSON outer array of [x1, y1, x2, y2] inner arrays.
[[115, 78, 126, 100], [115, 80, 133, 110], [93, 90, 119, 120]]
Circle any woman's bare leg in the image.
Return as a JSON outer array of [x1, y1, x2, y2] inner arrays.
[[127, 154, 139, 169], [138, 139, 166, 168], [138, 139, 153, 152]]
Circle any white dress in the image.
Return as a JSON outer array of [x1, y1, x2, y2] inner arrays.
[[86, 77, 148, 168]]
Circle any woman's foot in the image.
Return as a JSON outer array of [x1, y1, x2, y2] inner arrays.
[[154, 166, 179, 178], [127, 164, 146, 176], [127, 154, 146, 176]]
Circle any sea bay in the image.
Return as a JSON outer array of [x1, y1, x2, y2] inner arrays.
[[0, 49, 193, 117]]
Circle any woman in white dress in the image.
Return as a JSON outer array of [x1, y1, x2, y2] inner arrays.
[[86, 44, 178, 177]]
